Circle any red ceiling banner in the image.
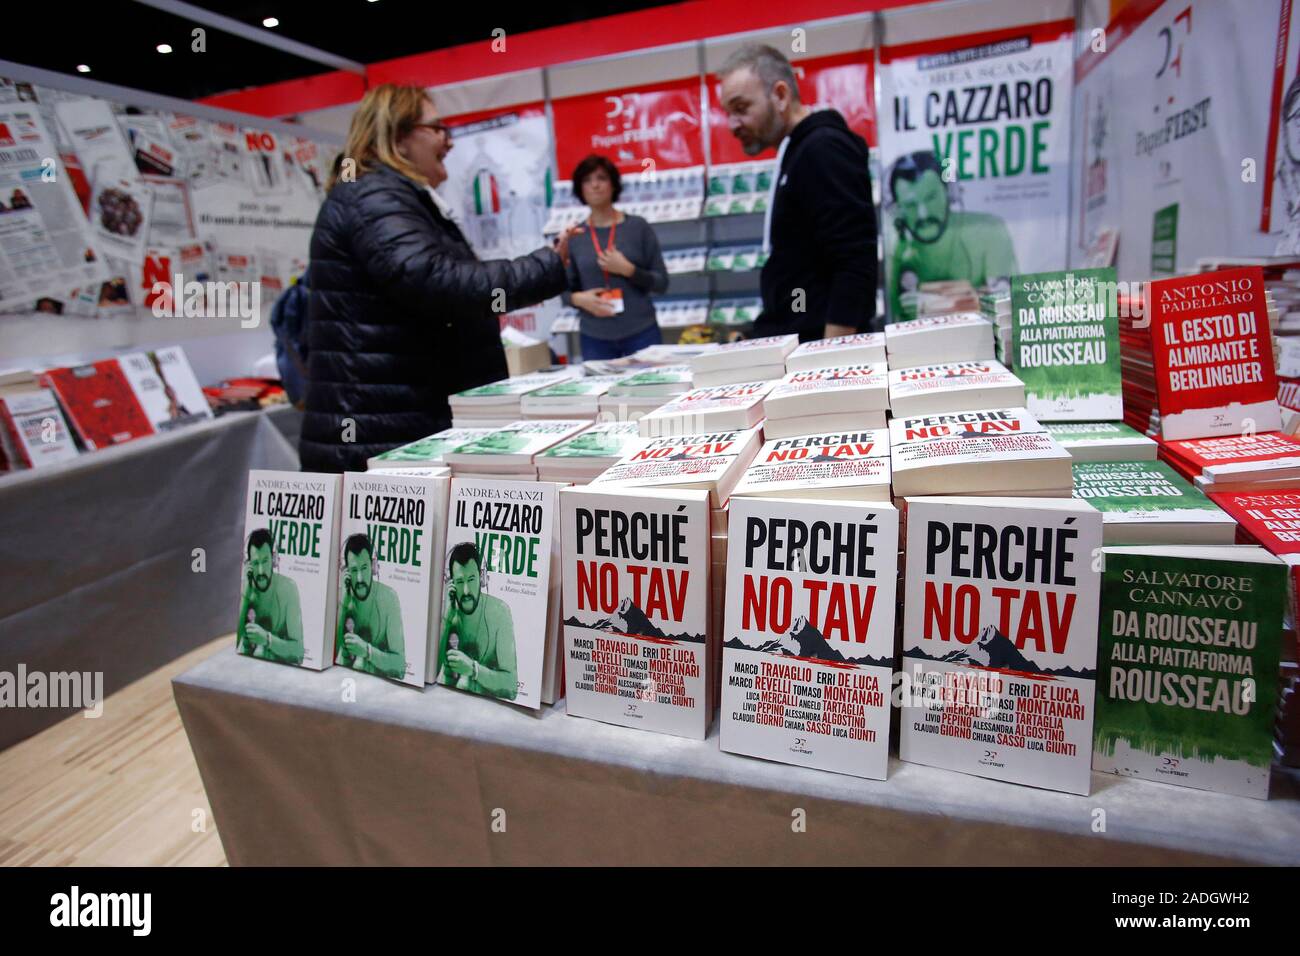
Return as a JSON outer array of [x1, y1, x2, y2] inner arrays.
[[707, 50, 877, 165], [551, 76, 705, 176]]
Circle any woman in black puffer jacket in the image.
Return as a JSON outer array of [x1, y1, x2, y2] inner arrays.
[[302, 84, 577, 472]]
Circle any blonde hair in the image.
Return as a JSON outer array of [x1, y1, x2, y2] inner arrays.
[[328, 83, 433, 191]]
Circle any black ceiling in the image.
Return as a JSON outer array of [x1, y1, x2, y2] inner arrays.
[[1, 0, 680, 103]]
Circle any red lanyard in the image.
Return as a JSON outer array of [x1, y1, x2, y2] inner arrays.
[[588, 217, 617, 286]]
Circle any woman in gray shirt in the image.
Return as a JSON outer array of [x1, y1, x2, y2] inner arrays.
[[564, 154, 670, 359]]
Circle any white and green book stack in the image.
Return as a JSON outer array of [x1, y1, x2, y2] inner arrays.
[[980, 292, 1012, 364], [690, 334, 798, 387], [449, 370, 578, 426], [887, 359, 1025, 417], [367, 427, 493, 471], [536, 421, 643, 484], [599, 364, 694, 421], [521, 374, 626, 419], [762, 363, 889, 438], [1071, 460, 1237, 544], [884, 312, 994, 370], [442, 420, 591, 479], [1044, 422, 1157, 461]]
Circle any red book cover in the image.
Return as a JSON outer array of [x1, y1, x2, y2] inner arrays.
[[1207, 490, 1300, 555], [1161, 432, 1300, 475], [1148, 267, 1280, 440], [43, 360, 154, 450], [1207, 490, 1300, 623]]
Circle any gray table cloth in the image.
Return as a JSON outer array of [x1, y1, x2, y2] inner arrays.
[[174, 646, 1300, 866], [1, 409, 300, 749]]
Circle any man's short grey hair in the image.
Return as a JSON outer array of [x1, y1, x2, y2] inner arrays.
[[718, 44, 801, 101]]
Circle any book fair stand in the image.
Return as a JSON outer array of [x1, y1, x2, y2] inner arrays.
[[2, 0, 1300, 886]]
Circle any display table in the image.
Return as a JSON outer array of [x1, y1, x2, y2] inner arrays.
[[0, 410, 299, 750], [174, 646, 1300, 866]]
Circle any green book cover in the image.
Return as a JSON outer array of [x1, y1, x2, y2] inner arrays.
[[538, 421, 640, 459], [1010, 267, 1121, 422], [369, 428, 491, 467], [1072, 460, 1227, 520], [1094, 548, 1284, 798], [1047, 421, 1148, 444]]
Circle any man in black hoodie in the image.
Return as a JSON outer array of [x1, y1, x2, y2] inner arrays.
[[718, 44, 878, 341]]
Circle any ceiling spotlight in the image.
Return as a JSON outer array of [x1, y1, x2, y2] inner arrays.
[[76, 64, 91, 73], [157, 43, 173, 54], [263, 17, 279, 27]]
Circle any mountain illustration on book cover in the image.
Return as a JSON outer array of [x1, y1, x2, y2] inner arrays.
[[724, 614, 891, 668], [565, 595, 705, 643], [902, 624, 1097, 679]]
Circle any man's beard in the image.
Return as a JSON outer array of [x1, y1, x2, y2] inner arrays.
[[909, 215, 948, 244], [740, 102, 785, 156], [351, 580, 372, 601], [457, 592, 480, 616], [253, 573, 272, 593]]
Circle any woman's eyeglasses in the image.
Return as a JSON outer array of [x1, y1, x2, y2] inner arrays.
[[410, 121, 449, 136]]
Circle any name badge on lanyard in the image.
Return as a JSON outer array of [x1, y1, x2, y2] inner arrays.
[[590, 219, 626, 314]]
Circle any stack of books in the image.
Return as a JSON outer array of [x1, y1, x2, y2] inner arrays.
[[636, 381, 773, 437], [1160, 432, 1300, 491], [0, 387, 79, 470], [1277, 336, 1300, 433], [448, 370, 577, 427], [762, 363, 888, 438], [599, 365, 694, 421], [889, 406, 1072, 498], [535, 421, 643, 484], [1207, 489, 1300, 626], [785, 332, 886, 372], [979, 292, 1013, 365], [689, 334, 797, 387], [887, 359, 1024, 418], [1124, 268, 1281, 441], [367, 426, 493, 471], [1043, 422, 1157, 461], [592, 425, 763, 537], [520, 374, 626, 419], [441, 420, 590, 479], [884, 312, 995, 370], [1071, 460, 1236, 544], [916, 279, 980, 315], [730, 429, 891, 501]]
